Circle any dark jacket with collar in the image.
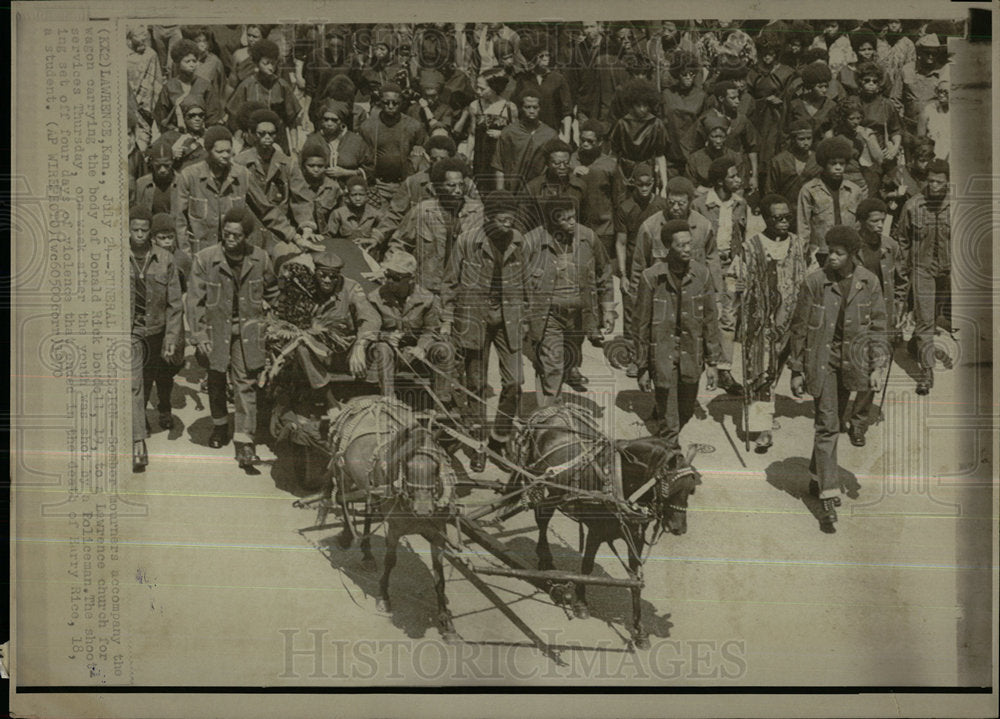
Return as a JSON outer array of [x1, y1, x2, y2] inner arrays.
[[173, 160, 257, 254], [368, 283, 441, 351], [130, 245, 183, 346], [634, 259, 723, 386], [235, 146, 307, 244], [291, 175, 342, 233], [897, 192, 951, 275], [631, 209, 720, 293], [186, 244, 279, 372], [691, 189, 748, 259], [765, 150, 820, 211], [392, 198, 485, 296], [523, 170, 588, 233], [788, 263, 889, 396], [313, 276, 382, 345], [858, 231, 903, 329], [523, 223, 614, 342], [134, 174, 176, 216], [441, 226, 535, 351]]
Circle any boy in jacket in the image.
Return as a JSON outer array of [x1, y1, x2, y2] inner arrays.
[[789, 226, 889, 532]]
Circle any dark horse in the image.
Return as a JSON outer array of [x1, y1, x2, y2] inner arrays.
[[510, 404, 698, 649], [323, 396, 461, 641]]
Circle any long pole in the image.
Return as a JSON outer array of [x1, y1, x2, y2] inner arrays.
[[471, 565, 644, 589], [739, 288, 751, 453]]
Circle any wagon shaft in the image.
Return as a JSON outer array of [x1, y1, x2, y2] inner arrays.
[[455, 518, 550, 591], [471, 565, 644, 590], [443, 550, 567, 668]]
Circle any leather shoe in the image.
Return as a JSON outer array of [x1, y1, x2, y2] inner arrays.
[[753, 431, 772, 454], [566, 368, 590, 392], [132, 440, 148, 472], [849, 424, 866, 447], [209, 425, 230, 449], [236, 442, 256, 470], [158, 410, 174, 430], [808, 480, 841, 506], [820, 498, 838, 532], [566, 369, 589, 392], [717, 369, 743, 396], [470, 450, 487, 474], [915, 381, 931, 396]]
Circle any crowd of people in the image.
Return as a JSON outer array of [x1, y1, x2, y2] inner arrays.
[[127, 19, 957, 532]]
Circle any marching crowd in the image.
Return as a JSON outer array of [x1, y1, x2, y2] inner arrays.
[[127, 19, 956, 531]]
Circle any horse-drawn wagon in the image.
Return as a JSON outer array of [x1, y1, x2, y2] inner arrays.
[[262, 253, 701, 664]]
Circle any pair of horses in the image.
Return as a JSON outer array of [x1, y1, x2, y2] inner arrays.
[[320, 396, 697, 649]]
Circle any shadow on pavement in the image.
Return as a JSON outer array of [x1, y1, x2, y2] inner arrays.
[[169, 365, 206, 412], [614, 389, 658, 435], [765, 456, 862, 524], [270, 442, 327, 498], [141, 407, 186, 442], [186, 414, 225, 448], [705, 394, 745, 441], [503, 531, 674, 642], [317, 532, 442, 641], [892, 341, 925, 384], [707, 392, 814, 446], [562, 391, 607, 419]]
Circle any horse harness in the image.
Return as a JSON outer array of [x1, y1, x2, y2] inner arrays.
[[511, 404, 617, 504], [326, 396, 455, 511]]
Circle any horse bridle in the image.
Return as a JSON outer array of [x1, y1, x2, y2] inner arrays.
[[392, 434, 456, 510], [627, 455, 694, 515]]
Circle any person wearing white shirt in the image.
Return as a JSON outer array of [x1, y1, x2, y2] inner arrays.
[[918, 79, 950, 161]]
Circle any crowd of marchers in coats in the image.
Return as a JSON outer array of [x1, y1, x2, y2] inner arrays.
[[126, 19, 956, 532]]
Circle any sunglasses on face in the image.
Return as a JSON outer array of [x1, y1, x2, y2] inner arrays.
[[770, 213, 792, 222], [186, 111, 205, 118]]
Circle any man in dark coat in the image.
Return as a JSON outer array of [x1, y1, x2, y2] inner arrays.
[[367, 251, 451, 402], [441, 191, 536, 471], [129, 206, 183, 472], [234, 109, 311, 259], [849, 198, 903, 445], [630, 176, 740, 394], [302, 250, 383, 401], [187, 207, 280, 470], [523, 139, 587, 233], [897, 159, 951, 395], [764, 119, 820, 227], [614, 163, 666, 377], [571, 119, 624, 264], [174, 125, 260, 255], [390, 157, 485, 296], [134, 138, 178, 216], [634, 219, 722, 464], [525, 195, 614, 402], [789, 226, 889, 531]]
